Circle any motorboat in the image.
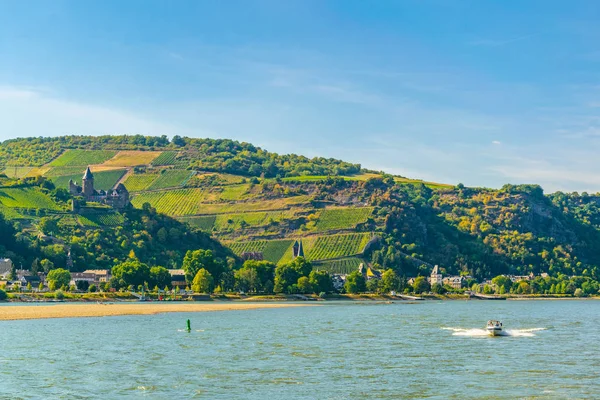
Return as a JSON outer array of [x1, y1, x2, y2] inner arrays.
[[486, 320, 503, 336]]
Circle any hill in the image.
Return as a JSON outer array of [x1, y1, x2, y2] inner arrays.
[[1, 135, 600, 295]]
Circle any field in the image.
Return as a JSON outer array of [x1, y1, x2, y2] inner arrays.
[[50, 150, 117, 167], [78, 213, 124, 227], [227, 240, 294, 264], [146, 170, 193, 190], [315, 207, 374, 232], [0, 188, 60, 210], [313, 257, 363, 274], [131, 191, 310, 216], [123, 173, 158, 192], [219, 184, 250, 200], [151, 151, 178, 166], [0, 204, 28, 220], [179, 215, 217, 231], [214, 210, 294, 230], [51, 169, 127, 191], [102, 151, 162, 167], [2, 167, 32, 179], [307, 233, 372, 261]]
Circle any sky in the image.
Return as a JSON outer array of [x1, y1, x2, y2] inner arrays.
[[1, 0, 600, 192]]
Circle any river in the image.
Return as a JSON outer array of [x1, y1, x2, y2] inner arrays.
[[0, 300, 598, 399]]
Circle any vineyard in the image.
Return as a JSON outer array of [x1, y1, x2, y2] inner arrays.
[[80, 212, 125, 227], [51, 169, 127, 191], [151, 151, 178, 166], [313, 257, 363, 274], [0, 204, 27, 220], [102, 151, 162, 167], [2, 166, 32, 178], [315, 207, 374, 232], [227, 239, 294, 264], [214, 210, 294, 230], [131, 188, 214, 215], [0, 188, 60, 210], [219, 184, 250, 200], [147, 169, 193, 190], [50, 150, 117, 166], [180, 215, 217, 231], [123, 173, 158, 192], [307, 233, 372, 261]]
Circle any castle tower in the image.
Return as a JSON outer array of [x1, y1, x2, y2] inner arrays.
[[82, 167, 94, 198]]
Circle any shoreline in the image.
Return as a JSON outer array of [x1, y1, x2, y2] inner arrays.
[[0, 302, 316, 321]]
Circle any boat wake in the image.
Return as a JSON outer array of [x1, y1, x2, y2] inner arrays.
[[442, 327, 546, 337]]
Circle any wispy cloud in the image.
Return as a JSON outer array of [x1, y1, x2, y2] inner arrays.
[[469, 33, 538, 47]]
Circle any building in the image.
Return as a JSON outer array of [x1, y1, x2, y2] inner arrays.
[[292, 240, 305, 259], [70, 272, 96, 288], [0, 258, 12, 279], [429, 265, 443, 285], [169, 269, 187, 289], [69, 167, 129, 210], [443, 276, 465, 289], [82, 269, 112, 284]]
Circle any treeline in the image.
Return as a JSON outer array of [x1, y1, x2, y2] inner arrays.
[[0, 135, 361, 178]]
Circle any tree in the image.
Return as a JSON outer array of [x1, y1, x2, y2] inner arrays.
[[274, 257, 313, 294], [297, 276, 313, 293], [235, 260, 276, 293], [309, 270, 333, 294], [47, 268, 71, 291], [149, 266, 171, 289], [192, 268, 214, 293], [431, 283, 446, 294], [38, 217, 59, 236], [0, 289, 6, 300], [381, 269, 400, 293], [344, 271, 366, 294], [182, 249, 224, 284], [40, 259, 54, 273], [89, 284, 97, 293], [412, 276, 430, 294], [491, 275, 511, 294], [76, 280, 89, 291], [111, 259, 150, 289]]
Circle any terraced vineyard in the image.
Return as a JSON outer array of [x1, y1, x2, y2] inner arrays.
[[81, 212, 125, 227], [102, 151, 162, 167], [2, 166, 32, 178], [0, 188, 60, 210], [315, 207, 374, 232], [0, 204, 28, 219], [77, 215, 99, 227], [51, 169, 127, 191], [50, 150, 117, 166], [313, 257, 363, 274], [219, 184, 250, 200], [228, 240, 294, 264], [151, 151, 178, 166], [180, 215, 217, 231], [131, 188, 214, 215], [307, 233, 372, 261], [123, 173, 158, 192], [146, 169, 192, 190], [214, 210, 294, 230]]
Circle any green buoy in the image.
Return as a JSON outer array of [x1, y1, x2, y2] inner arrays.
[[186, 319, 191, 332]]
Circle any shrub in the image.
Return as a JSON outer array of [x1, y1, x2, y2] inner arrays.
[[55, 290, 65, 300], [0, 289, 7, 300]]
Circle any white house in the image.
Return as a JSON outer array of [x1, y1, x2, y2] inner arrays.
[[0, 258, 13, 279]]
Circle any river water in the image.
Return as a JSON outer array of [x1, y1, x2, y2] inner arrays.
[[0, 300, 598, 399]]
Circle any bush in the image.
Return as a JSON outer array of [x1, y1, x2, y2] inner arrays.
[[574, 288, 584, 297], [55, 290, 65, 300], [88, 284, 97, 293], [0, 289, 7, 300]]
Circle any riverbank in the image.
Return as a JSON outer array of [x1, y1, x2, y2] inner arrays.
[[0, 302, 316, 321]]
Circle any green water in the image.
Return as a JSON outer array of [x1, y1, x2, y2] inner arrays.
[[0, 300, 599, 399]]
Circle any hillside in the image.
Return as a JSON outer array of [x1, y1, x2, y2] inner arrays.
[[1, 135, 600, 292]]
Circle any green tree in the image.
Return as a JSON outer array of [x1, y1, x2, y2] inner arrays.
[[344, 271, 366, 294], [274, 257, 313, 294], [111, 259, 150, 289], [309, 270, 333, 294], [297, 276, 313, 293], [412, 276, 430, 294], [88, 284, 97, 293], [149, 266, 171, 289], [491, 275, 512, 294], [38, 217, 59, 236], [47, 268, 71, 291], [381, 269, 400, 293], [40, 259, 54, 273], [235, 260, 276, 293], [182, 249, 223, 283], [0, 289, 6, 300], [192, 268, 214, 293]]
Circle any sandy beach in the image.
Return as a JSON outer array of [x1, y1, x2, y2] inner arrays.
[[0, 302, 316, 321]]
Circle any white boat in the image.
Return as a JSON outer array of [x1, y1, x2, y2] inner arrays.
[[486, 320, 503, 336]]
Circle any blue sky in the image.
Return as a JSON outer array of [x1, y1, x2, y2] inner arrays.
[[1, 0, 600, 192]]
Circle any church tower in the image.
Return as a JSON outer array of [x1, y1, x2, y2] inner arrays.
[[82, 167, 95, 198]]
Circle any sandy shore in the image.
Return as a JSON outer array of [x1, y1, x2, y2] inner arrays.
[[0, 302, 316, 321]]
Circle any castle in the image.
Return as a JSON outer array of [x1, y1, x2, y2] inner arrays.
[[69, 167, 129, 209]]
